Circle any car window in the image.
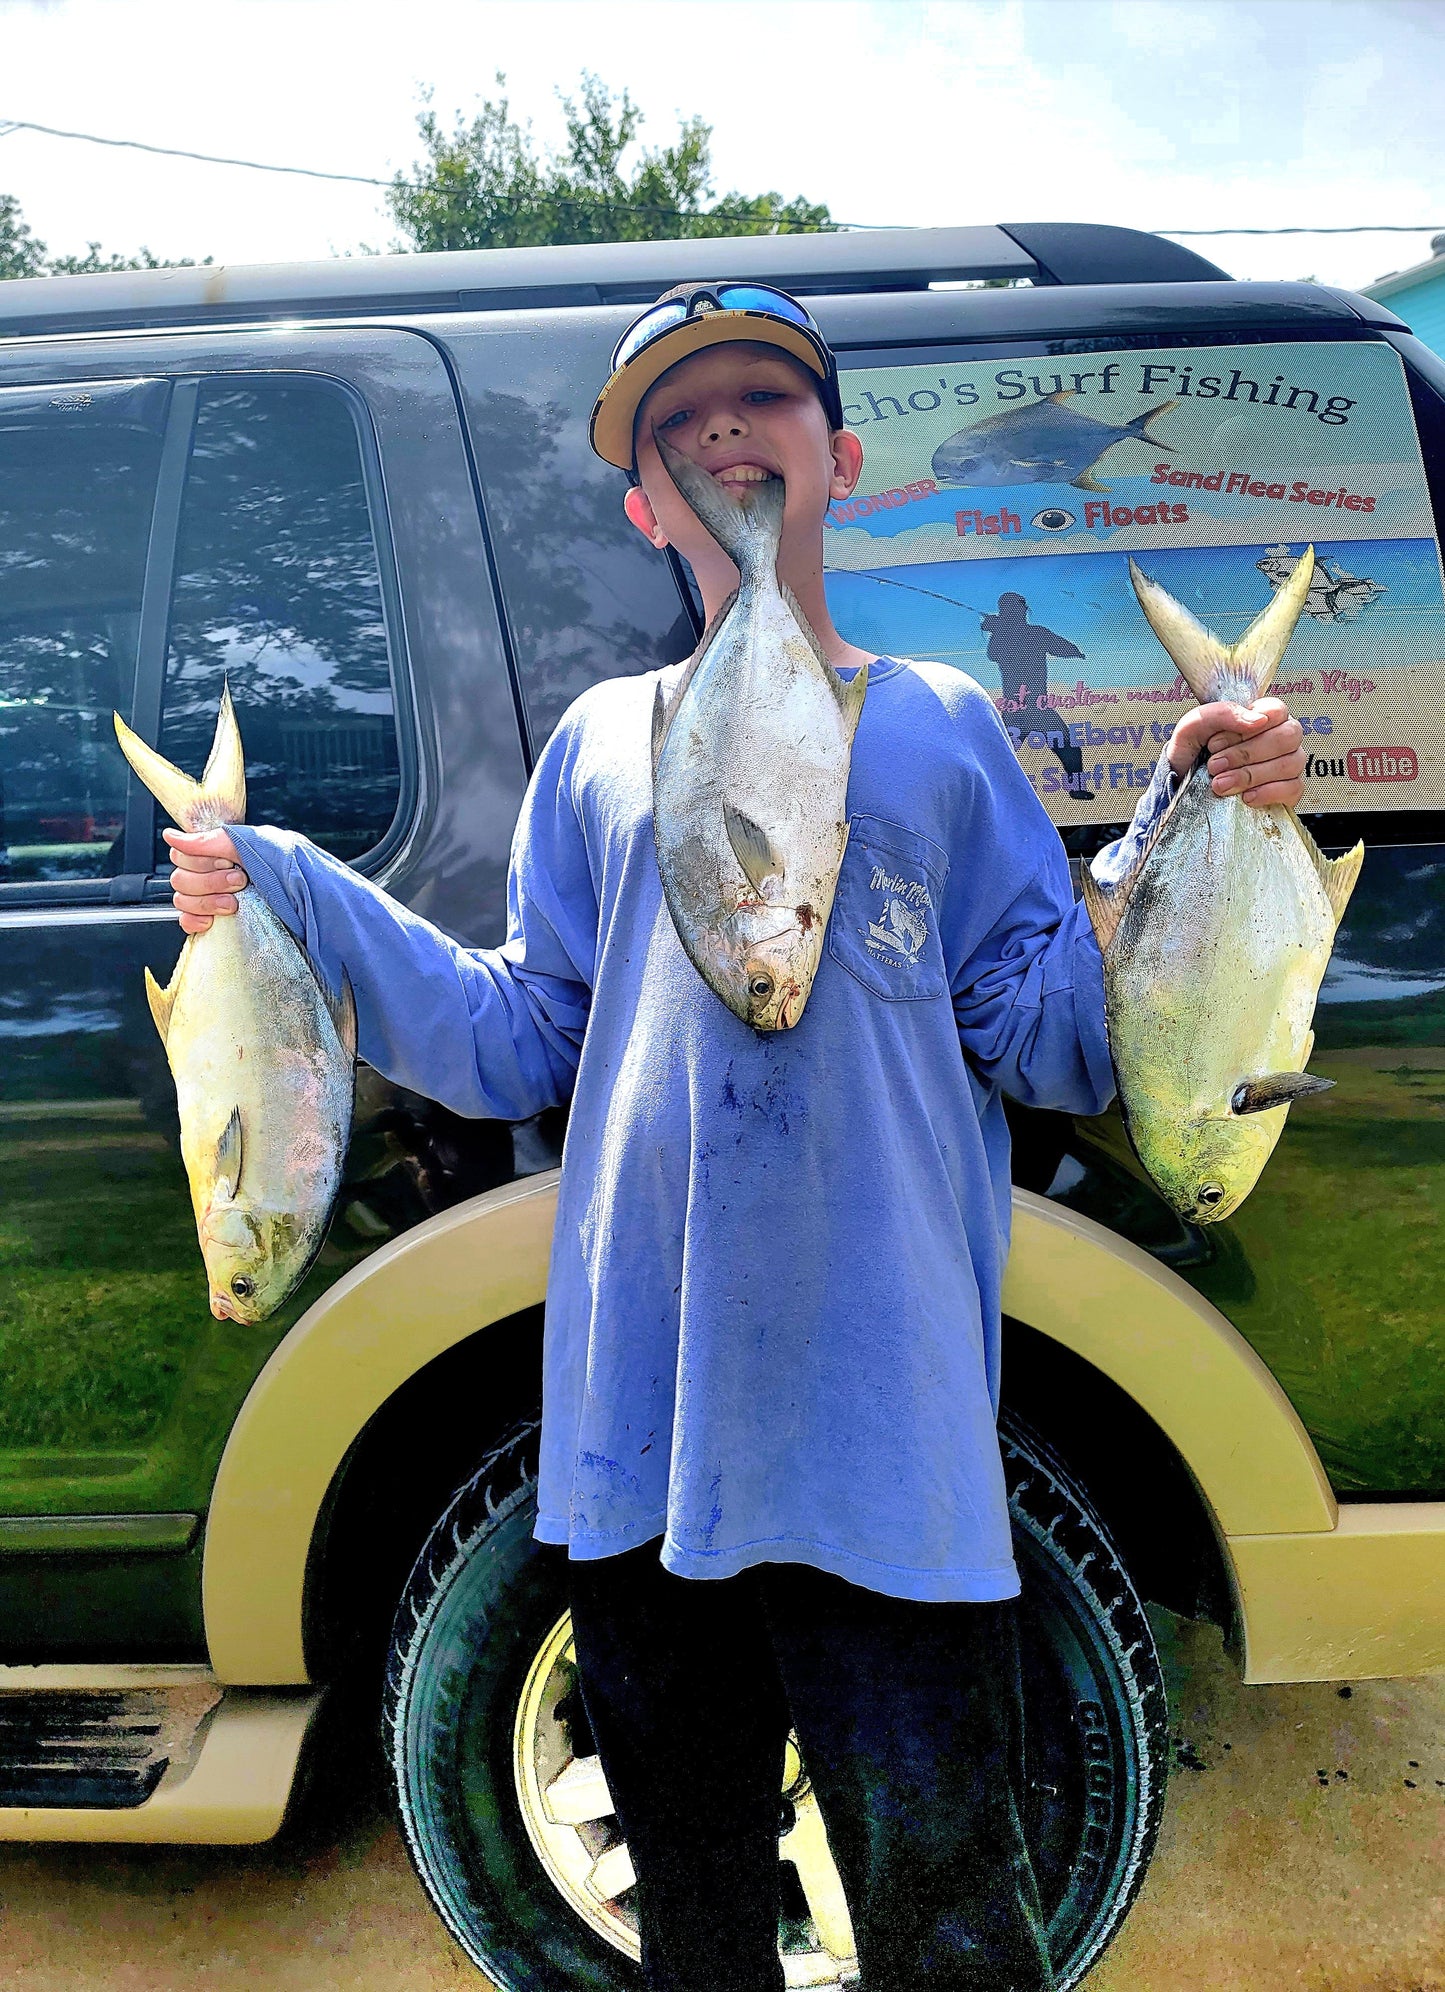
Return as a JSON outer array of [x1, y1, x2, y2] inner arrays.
[[825, 339, 1445, 835], [0, 378, 169, 884], [453, 324, 697, 756], [154, 382, 399, 866]]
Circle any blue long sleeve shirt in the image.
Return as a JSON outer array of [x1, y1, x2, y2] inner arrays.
[[229, 654, 1172, 1603]]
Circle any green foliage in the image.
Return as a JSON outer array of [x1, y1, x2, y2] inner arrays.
[[0, 192, 47, 281], [0, 189, 209, 281], [386, 73, 832, 253]]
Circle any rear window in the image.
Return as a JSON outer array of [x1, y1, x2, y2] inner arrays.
[[0, 378, 167, 884], [154, 383, 399, 866], [825, 339, 1445, 830]]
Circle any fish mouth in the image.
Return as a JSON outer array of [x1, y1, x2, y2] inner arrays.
[[209, 1291, 239, 1321]]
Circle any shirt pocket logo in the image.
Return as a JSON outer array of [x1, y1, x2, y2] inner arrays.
[[828, 815, 949, 1002]]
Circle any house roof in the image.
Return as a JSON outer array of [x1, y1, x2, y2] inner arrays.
[[1364, 238, 1445, 303]]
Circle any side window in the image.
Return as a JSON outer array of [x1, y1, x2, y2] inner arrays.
[[155, 383, 399, 864], [456, 329, 697, 755], [826, 339, 1445, 836], [0, 379, 168, 883]]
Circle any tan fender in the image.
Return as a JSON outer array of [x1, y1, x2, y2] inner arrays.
[[205, 1176, 1340, 1687], [204, 1171, 560, 1685], [1004, 1190, 1337, 1537]]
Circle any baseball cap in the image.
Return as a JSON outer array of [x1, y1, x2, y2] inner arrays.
[[589, 280, 845, 472]]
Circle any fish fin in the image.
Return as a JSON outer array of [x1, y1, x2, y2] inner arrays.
[[144, 962, 180, 1048], [653, 433, 781, 582], [319, 965, 358, 1060], [215, 1105, 244, 1201], [1127, 558, 1234, 705], [779, 579, 831, 669], [835, 656, 870, 738], [1046, 389, 1078, 403], [1229, 545, 1316, 699], [1127, 398, 1181, 440], [113, 684, 248, 829], [651, 593, 738, 775], [1286, 814, 1364, 927], [1231, 1071, 1334, 1115], [1072, 469, 1110, 492], [724, 805, 784, 892], [1080, 863, 1124, 954]]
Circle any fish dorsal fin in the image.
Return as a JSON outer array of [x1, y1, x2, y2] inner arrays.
[[1128, 549, 1316, 707], [1080, 863, 1124, 954], [1079, 764, 1188, 954], [215, 1105, 244, 1201], [836, 657, 869, 739], [1286, 813, 1364, 928], [319, 965, 358, 1060], [1047, 389, 1078, 404], [651, 593, 739, 775], [1232, 1071, 1334, 1115], [779, 578, 831, 670], [113, 681, 248, 829], [724, 805, 784, 892], [144, 957, 183, 1048]]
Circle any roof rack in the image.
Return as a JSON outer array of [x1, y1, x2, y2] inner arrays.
[[0, 222, 1234, 340]]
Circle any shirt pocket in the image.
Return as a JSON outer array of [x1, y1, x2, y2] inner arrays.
[[828, 814, 950, 1002]]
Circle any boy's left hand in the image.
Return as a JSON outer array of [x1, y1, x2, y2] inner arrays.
[[1166, 698, 1306, 809]]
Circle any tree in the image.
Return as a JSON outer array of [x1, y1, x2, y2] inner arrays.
[[0, 190, 209, 281], [386, 73, 832, 253], [0, 193, 47, 281]]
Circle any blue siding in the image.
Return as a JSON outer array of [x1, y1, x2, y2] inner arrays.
[[1384, 269, 1445, 359]]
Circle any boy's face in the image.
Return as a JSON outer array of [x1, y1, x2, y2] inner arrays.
[[623, 342, 863, 585]]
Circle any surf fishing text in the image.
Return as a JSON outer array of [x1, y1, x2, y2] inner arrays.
[[842, 362, 1355, 427]]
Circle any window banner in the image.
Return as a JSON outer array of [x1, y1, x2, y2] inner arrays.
[[825, 342, 1445, 821]]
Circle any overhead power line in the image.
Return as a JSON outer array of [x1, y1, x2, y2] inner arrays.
[[0, 117, 1439, 242]]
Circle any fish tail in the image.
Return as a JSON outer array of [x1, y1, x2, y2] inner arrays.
[[1126, 397, 1181, 444], [1127, 549, 1315, 706], [112, 681, 247, 829], [654, 433, 781, 583]]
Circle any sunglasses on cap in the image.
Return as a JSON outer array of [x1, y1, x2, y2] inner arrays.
[[610, 282, 825, 371]]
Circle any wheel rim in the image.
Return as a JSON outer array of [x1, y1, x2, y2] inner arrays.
[[512, 1609, 862, 1988]]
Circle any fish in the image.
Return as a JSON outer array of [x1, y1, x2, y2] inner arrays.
[[112, 687, 356, 1321], [1080, 546, 1363, 1224], [649, 433, 868, 1031], [931, 392, 1180, 492]]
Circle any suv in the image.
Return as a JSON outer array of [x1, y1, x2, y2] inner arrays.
[[2, 221, 1443, 1991]]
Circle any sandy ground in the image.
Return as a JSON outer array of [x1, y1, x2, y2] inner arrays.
[[2, 1612, 1444, 1991]]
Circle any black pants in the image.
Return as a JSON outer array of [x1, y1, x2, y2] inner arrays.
[[566, 1540, 1055, 1992]]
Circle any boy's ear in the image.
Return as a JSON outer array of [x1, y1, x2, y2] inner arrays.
[[829, 429, 865, 501], [624, 484, 668, 549]]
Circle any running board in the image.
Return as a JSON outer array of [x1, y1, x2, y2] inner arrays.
[[0, 1666, 323, 1842]]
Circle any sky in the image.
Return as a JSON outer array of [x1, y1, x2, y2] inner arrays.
[[0, 0, 1441, 295]]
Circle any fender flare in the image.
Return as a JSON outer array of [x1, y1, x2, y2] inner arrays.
[[204, 1177, 1335, 1686]]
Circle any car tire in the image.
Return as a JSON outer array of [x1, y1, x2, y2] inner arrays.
[[383, 1410, 1169, 1991]]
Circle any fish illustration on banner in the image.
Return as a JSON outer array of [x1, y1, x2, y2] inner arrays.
[[932, 392, 1180, 493], [822, 339, 1445, 826]]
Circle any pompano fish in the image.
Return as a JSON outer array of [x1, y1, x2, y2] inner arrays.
[[931, 392, 1179, 492], [113, 689, 356, 1321], [650, 433, 867, 1030], [1081, 547, 1363, 1224]]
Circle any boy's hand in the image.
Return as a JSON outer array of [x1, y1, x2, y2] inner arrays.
[[1166, 698, 1306, 809], [163, 826, 249, 934]]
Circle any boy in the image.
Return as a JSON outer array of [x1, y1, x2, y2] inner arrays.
[[168, 283, 1305, 1992]]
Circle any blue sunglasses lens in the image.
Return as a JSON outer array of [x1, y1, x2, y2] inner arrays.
[[612, 299, 689, 369], [716, 285, 814, 328]]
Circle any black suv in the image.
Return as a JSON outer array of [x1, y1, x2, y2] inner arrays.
[[3, 222, 1444, 1992]]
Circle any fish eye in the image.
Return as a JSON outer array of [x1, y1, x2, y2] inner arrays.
[[748, 972, 775, 1001], [1196, 1183, 1225, 1210], [1031, 507, 1075, 531], [231, 1275, 256, 1300]]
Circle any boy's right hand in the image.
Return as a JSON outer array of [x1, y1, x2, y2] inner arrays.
[[163, 827, 249, 934]]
